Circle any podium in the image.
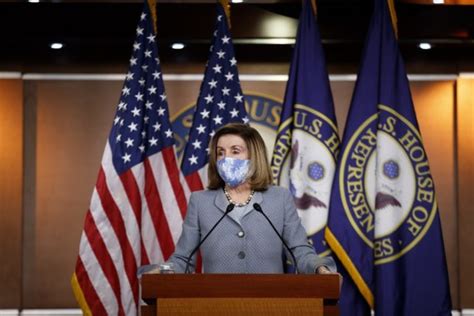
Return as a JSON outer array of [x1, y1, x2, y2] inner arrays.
[[141, 274, 340, 315]]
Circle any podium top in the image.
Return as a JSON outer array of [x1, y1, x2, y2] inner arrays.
[[141, 274, 340, 300]]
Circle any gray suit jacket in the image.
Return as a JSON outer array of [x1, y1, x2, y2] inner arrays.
[[168, 186, 336, 274]]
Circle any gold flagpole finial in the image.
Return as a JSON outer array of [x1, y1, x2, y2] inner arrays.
[[147, 0, 158, 35], [387, 0, 398, 39], [219, 0, 232, 29]]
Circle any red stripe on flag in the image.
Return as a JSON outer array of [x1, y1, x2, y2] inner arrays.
[[75, 257, 108, 315], [185, 171, 204, 192], [143, 159, 175, 260], [83, 211, 125, 316], [96, 168, 139, 307], [120, 169, 142, 228], [162, 146, 188, 218]]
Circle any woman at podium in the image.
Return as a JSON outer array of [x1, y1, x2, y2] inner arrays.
[[166, 123, 336, 274]]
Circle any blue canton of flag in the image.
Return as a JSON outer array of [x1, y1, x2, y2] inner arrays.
[[181, 2, 249, 192], [270, 0, 339, 268], [325, 1, 452, 315], [110, 16, 174, 171]]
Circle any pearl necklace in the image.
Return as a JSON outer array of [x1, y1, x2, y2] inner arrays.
[[223, 187, 255, 207]]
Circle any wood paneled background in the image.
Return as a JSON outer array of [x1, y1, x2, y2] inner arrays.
[[0, 71, 472, 309]]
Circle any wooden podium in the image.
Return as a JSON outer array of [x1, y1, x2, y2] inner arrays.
[[141, 274, 340, 315]]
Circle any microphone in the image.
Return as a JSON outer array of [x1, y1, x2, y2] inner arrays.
[[184, 203, 235, 274], [253, 203, 299, 274]]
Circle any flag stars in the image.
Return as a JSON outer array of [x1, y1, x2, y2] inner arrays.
[[152, 71, 161, 79], [128, 122, 138, 132], [130, 58, 137, 66], [141, 65, 149, 72], [122, 87, 131, 96], [140, 12, 147, 21], [139, 78, 146, 86], [136, 26, 144, 36], [221, 87, 230, 96], [234, 93, 244, 103], [213, 115, 223, 125], [157, 107, 166, 116], [133, 42, 141, 51], [122, 153, 132, 163], [144, 50, 152, 58], [217, 50, 226, 59], [209, 130, 216, 138], [114, 116, 120, 125], [217, 101, 226, 110], [116, 134, 122, 142], [141, 131, 146, 138], [204, 94, 214, 104], [213, 64, 222, 73], [230, 108, 239, 117], [145, 101, 153, 110], [160, 94, 167, 101], [147, 34, 156, 43], [153, 122, 161, 131], [208, 79, 218, 89], [148, 85, 157, 95], [125, 138, 134, 148], [188, 155, 198, 165], [125, 72, 134, 81], [135, 92, 144, 101], [143, 116, 149, 124], [230, 57, 237, 66], [118, 102, 127, 111], [217, 15, 223, 22], [197, 124, 206, 134], [131, 107, 141, 117], [192, 139, 202, 149], [149, 137, 158, 146], [139, 144, 145, 153], [243, 116, 249, 124], [221, 35, 230, 44], [225, 72, 234, 81], [165, 129, 173, 138], [200, 109, 211, 119]]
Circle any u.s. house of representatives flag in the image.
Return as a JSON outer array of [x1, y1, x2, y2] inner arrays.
[[325, 0, 452, 315], [71, 1, 188, 315], [180, 0, 249, 192], [271, 0, 339, 259]]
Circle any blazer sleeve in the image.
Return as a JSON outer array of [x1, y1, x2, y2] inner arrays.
[[166, 192, 201, 273], [281, 188, 337, 274]]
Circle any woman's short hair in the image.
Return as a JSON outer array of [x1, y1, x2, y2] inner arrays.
[[208, 123, 272, 191]]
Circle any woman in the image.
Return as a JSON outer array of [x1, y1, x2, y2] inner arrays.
[[168, 123, 336, 274]]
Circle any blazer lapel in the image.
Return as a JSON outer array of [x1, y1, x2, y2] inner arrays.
[[214, 188, 229, 214]]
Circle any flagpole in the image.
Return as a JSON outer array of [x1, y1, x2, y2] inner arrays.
[[387, 0, 398, 39], [219, 0, 231, 29]]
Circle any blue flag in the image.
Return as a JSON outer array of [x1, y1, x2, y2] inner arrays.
[[271, 0, 339, 262], [325, 0, 452, 315]]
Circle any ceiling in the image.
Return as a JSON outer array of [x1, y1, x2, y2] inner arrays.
[[0, 0, 473, 73]]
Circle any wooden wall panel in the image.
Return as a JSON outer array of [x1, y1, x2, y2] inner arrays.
[[19, 76, 460, 308], [457, 78, 474, 308], [22, 80, 120, 307], [0, 79, 23, 307]]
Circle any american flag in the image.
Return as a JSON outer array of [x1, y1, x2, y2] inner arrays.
[[181, 2, 249, 191], [71, 1, 188, 315]]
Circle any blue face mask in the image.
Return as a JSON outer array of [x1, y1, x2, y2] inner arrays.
[[217, 157, 250, 188]]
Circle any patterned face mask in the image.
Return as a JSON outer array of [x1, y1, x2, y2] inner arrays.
[[217, 157, 250, 188]]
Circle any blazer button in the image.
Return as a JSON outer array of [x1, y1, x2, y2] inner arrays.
[[237, 231, 245, 238], [238, 251, 246, 259]]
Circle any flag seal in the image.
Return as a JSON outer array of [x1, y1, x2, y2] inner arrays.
[[339, 104, 437, 265], [272, 103, 339, 255]]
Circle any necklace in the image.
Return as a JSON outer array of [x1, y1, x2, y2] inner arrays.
[[223, 187, 255, 207]]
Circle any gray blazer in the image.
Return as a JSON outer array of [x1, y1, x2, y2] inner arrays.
[[168, 186, 336, 274]]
